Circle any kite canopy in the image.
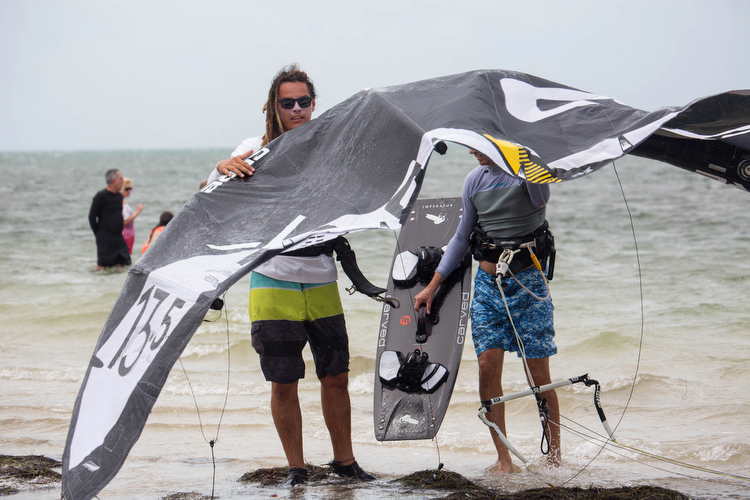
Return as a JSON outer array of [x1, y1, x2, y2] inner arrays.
[[62, 69, 750, 500], [374, 70, 750, 187]]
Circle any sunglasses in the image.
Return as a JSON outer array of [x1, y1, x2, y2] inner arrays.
[[278, 96, 313, 110], [124, 187, 132, 191]]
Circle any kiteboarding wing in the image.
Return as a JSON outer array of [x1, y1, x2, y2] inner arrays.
[[63, 69, 750, 500], [375, 70, 750, 190], [61, 90, 433, 500]]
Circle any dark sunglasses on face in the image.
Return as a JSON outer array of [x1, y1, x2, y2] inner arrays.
[[278, 96, 313, 109], [124, 187, 132, 191]]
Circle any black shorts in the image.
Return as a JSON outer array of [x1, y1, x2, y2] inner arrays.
[[248, 274, 349, 383]]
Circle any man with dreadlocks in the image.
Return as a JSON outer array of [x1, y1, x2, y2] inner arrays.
[[206, 65, 376, 487]]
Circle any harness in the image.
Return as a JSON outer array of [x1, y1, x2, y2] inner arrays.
[[470, 220, 556, 280]]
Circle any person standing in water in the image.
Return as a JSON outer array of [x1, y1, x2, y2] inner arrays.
[[414, 148, 560, 473], [89, 169, 131, 271], [206, 64, 376, 487], [140, 211, 173, 254], [121, 178, 144, 254]]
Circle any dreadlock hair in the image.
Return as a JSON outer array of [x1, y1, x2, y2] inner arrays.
[[261, 64, 316, 146]]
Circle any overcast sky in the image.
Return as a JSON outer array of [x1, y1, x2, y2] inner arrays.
[[2, 0, 748, 152]]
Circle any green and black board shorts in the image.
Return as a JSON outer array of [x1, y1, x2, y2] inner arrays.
[[248, 272, 349, 383]]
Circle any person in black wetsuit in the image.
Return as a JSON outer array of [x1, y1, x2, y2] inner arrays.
[[89, 169, 131, 270]]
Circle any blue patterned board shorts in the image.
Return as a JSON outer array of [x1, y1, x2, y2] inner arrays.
[[471, 267, 557, 358]]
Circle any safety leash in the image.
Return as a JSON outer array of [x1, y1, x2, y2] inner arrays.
[[182, 292, 232, 499]]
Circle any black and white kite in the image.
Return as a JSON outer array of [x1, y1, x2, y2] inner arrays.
[[62, 69, 750, 500]]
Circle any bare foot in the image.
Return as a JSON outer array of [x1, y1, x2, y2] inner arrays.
[[485, 460, 517, 474]]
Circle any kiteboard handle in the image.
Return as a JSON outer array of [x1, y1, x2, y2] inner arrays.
[[415, 305, 431, 343]]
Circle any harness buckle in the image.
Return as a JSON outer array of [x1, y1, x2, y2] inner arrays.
[[495, 248, 518, 288]]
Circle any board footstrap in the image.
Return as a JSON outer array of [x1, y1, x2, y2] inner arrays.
[[379, 349, 449, 394]]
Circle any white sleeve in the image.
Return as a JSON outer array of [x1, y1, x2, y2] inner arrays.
[[206, 136, 264, 184], [231, 136, 263, 157]]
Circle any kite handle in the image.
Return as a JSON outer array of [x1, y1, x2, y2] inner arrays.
[[478, 374, 615, 463]]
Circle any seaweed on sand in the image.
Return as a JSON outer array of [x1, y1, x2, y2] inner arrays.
[[395, 470, 688, 500], [238, 465, 688, 499], [160, 491, 213, 500], [394, 468, 486, 492], [0, 454, 61, 495], [438, 485, 690, 500], [239, 463, 331, 486]]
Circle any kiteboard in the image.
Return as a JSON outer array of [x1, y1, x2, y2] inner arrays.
[[374, 197, 472, 441]]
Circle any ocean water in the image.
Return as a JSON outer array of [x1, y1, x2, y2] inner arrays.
[[1, 146, 749, 499]]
